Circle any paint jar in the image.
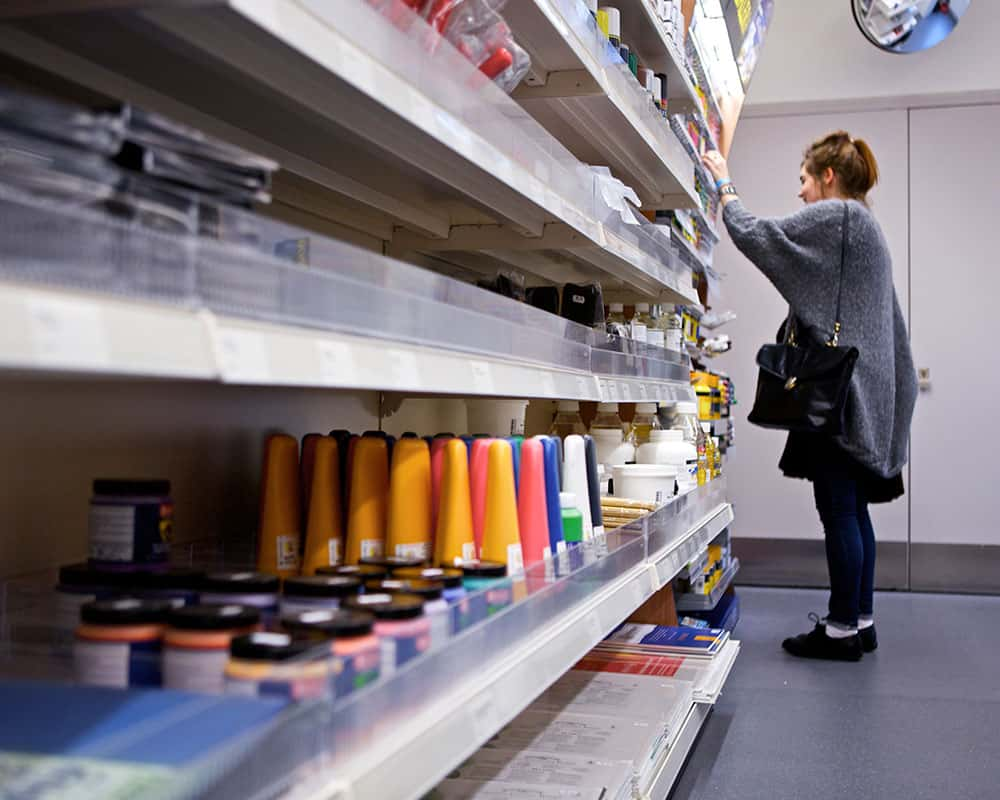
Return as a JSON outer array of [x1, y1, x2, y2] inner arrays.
[[53, 563, 134, 656], [88, 479, 172, 568], [458, 561, 511, 630], [130, 567, 204, 607], [393, 567, 466, 604], [74, 598, 172, 688], [199, 572, 280, 621], [224, 632, 330, 701], [367, 579, 450, 651], [163, 604, 260, 694], [281, 609, 380, 699], [279, 575, 361, 616], [360, 555, 427, 574], [318, 564, 388, 584], [343, 593, 429, 677]]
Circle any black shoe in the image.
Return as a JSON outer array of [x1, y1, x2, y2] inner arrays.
[[782, 613, 863, 662], [859, 624, 878, 652]]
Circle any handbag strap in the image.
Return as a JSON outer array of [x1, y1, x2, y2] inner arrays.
[[829, 201, 850, 347]]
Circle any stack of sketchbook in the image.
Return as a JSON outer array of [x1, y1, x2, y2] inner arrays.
[[428, 626, 738, 799]]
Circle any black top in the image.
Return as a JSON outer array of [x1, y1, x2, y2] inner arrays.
[[318, 564, 388, 581], [80, 597, 173, 625], [133, 568, 204, 590], [779, 432, 904, 504], [359, 555, 427, 572], [92, 479, 171, 497], [229, 632, 318, 661], [201, 572, 280, 594], [281, 609, 375, 638], [167, 603, 260, 630], [367, 579, 443, 601], [58, 562, 137, 589], [459, 560, 507, 578], [282, 576, 361, 599], [393, 567, 463, 588], [343, 593, 424, 620]]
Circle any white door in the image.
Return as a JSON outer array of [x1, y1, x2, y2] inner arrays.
[[716, 109, 910, 586], [908, 105, 1000, 590]]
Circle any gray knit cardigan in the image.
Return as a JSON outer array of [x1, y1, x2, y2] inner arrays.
[[722, 198, 917, 479]]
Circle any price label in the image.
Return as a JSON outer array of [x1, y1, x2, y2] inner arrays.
[[469, 360, 495, 393], [215, 329, 270, 383], [621, 382, 633, 401], [575, 375, 591, 398], [315, 339, 355, 386], [467, 689, 498, 742], [27, 296, 110, 369], [638, 382, 649, 400], [539, 372, 557, 396], [386, 348, 420, 388], [585, 612, 604, 644]]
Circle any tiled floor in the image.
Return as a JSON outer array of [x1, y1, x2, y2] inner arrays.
[[669, 586, 1000, 800]]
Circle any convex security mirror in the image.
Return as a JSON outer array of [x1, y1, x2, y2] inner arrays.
[[851, 0, 970, 53]]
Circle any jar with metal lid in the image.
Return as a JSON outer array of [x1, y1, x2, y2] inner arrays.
[[279, 576, 361, 616], [224, 632, 330, 700], [130, 567, 204, 607], [281, 609, 380, 698], [54, 562, 135, 656], [342, 593, 428, 677], [367, 578, 450, 650], [459, 561, 511, 630], [163, 604, 260, 694], [199, 572, 279, 621], [88, 479, 172, 567], [317, 564, 388, 584], [74, 597, 172, 688]]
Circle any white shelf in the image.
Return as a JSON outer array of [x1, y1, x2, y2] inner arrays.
[[288, 486, 733, 800], [0, 0, 692, 303], [0, 283, 698, 401], [506, 0, 699, 209]]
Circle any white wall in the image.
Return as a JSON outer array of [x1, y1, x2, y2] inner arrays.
[[713, 109, 910, 543], [745, 1, 1000, 114]]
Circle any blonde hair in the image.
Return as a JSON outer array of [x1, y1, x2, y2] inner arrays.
[[803, 130, 879, 202]]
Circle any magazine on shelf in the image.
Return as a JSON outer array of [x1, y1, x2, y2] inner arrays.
[[529, 669, 694, 724], [600, 623, 729, 657], [437, 749, 633, 800]]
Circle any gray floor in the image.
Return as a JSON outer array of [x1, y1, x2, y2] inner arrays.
[[669, 586, 1000, 800]]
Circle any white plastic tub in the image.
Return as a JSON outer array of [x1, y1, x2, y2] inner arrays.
[[611, 464, 677, 505]]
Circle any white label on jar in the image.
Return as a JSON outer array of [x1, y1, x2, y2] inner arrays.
[[164, 647, 228, 693], [361, 539, 384, 560], [395, 542, 429, 560], [54, 592, 96, 655], [276, 535, 300, 571], [428, 604, 451, 650], [630, 322, 647, 342], [647, 330, 666, 348], [74, 640, 128, 688], [666, 330, 683, 352], [462, 542, 477, 562], [280, 597, 339, 616], [88, 505, 136, 562], [327, 539, 340, 566], [507, 543, 524, 575], [380, 638, 397, 677]]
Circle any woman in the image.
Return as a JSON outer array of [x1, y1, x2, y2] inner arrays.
[[702, 132, 917, 662]]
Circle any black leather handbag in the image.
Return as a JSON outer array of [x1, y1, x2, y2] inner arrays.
[[747, 202, 859, 434]]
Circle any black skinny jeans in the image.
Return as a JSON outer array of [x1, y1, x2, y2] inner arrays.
[[812, 460, 876, 628]]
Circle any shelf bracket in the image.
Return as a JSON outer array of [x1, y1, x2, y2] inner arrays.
[[512, 69, 602, 100]]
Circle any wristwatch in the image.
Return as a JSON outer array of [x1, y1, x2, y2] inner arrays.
[[720, 183, 738, 197]]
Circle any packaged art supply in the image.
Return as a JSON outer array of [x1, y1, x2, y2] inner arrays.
[[257, 435, 301, 578], [280, 609, 380, 698], [301, 436, 343, 574], [343, 593, 429, 676], [345, 434, 390, 564], [88, 479, 173, 567], [279, 576, 361, 615], [163, 604, 260, 694], [224, 632, 329, 700]]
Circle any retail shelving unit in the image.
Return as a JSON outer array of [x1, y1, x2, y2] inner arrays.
[[0, 0, 751, 797], [506, 0, 699, 208], [256, 483, 736, 800]]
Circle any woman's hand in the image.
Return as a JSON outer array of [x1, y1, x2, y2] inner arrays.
[[702, 151, 729, 183]]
